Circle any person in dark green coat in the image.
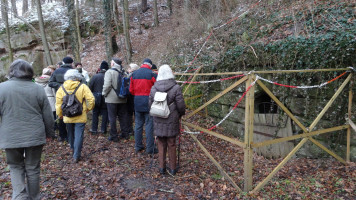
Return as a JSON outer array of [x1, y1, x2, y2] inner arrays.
[[0, 59, 55, 200]]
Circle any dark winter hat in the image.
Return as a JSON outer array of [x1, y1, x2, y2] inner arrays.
[[62, 56, 74, 64], [151, 64, 157, 70], [143, 58, 153, 66], [100, 61, 109, 70], [112, 58, 122, 66]]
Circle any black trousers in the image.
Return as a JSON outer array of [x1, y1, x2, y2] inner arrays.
[[58, 118, 67, 141], [107, 103, 130, 140]]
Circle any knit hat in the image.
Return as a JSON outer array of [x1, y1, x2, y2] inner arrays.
[[100, 61, 109, 70], [62, 56, 74, 64], [157, 65, 175, 81], [42, 68, 52, 76], [152, 64, 157, 70], [112, 58, 122, 66], [64, 69, 83, 81], [143, 58, 153, 67], [129, 63, 139, 71]]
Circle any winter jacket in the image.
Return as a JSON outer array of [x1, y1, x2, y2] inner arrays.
[[55, 80, 95, 123], [35, 75, 56, 112], [89, 70, 107, 108], [48, 64, 73, 91], [102, 67, 127, 104], [130, 65, 157, 112], [0, 78, 55, 149], [149, 79, 186, 137]]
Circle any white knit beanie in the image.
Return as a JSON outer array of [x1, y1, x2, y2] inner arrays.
[[157, 65, 175, 81], [129, 63, 139, 71]]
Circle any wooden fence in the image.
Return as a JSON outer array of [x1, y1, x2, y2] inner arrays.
[[178, 68, 353, 192]]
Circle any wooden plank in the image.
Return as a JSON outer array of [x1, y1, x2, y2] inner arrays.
[[309, 74, 352, 131], [184, 94, 203, 100], [308, 137, 347, 165], [252, 138, 308, 193], [183, 66, 203, 95], [185, 76, 248, 119], [175, 68, 349, 76], [256, 80, 308, 133], [184, 125, 242, 192], [244, 75, 255, 192], [252, 125, 349, 148], [185, 104, 206, 117], [182, 121, 245, 148], [347, 77, 353, 162]]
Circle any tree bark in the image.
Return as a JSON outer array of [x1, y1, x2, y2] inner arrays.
[[112, 0, 122, 52], [1, 0, 14, 63], [85, 0, 95, 7], [22, 0, 29, 15], [153, 0, 158, 27], [141, 0, 147, 13], [102, 0, 113, 61], [184, 0, 190, 11], [122, 0, 132, 63], [10, 0, 17, 16], [31, 0, 35, 8], [75, 0, 83, 51], [167, 0, 172, 16], [36, 0, 53, 65], [66, 0, 80, 62]]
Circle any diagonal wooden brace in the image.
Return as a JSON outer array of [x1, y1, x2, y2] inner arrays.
[[184, 125, 242, 192]]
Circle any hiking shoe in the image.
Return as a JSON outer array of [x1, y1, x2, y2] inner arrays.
[[167, 167, 178, 176], [89, 129, 97, 135], [135, 148, 145, 154], [146, 148, 158, 155], [159, 168, 166, 175], [108, 137, 119, 142]]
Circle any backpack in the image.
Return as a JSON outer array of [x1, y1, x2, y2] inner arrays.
[[111, 68, 130, 98], [61, 83, 83, 117], [149, 91, 171, 118]]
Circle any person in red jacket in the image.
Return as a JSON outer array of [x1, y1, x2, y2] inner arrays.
[[129, 58, 158, 154]]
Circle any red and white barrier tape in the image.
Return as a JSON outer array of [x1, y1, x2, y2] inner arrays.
[[184, 78, 258, 134], [256, 71, 348, 89], [177, 74, 245, 84]]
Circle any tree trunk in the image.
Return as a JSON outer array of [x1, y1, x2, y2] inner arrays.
[[122, 0, 132, 63], [31, 0, 35, 8], [102, 0, 113, 61], [167, 0, 172, 16], [85, 0, 95, 8], [22, 0, 29, 15], [153, 0, 158, 27], [75, 0, 83, 51], [36, 0, 53, 65], [141, 0, 147, 13], [184, 0, 190, 11], [66, 0, 80, 62], [112, 0, 122, 52], [1, 0, 13, 63], [10, 0, 17, 16]]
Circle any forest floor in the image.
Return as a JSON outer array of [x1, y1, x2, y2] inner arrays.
[[0, 117, 355, 199]]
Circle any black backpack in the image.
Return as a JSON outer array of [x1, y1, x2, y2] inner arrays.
[[61, 83, 83, 117], [111, 68, 130, 98]]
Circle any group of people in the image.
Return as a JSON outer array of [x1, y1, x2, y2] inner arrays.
[[0, 56, 186, 199]]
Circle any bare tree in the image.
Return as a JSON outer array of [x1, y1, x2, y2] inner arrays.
[[112, 0, 122, 51], [10, 0, 17, 16], [122, 0, 132, 63], [153, 0, 158, 27], [167, 0, 172, 16], [66, 0, 81, 62], [75, 0, 83, 51], [141, 0, 148, 13], [1, 0, 14, 63], [85, 0, 95, 7], [36, 0, 53, 65], [31, 0, 35, 8], [22, 0, 29, 15], [102, 0, 113, 61]]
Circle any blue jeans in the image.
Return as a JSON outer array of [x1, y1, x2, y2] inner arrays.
[[66, 123, 85, 159], [134, 111, 154, 153], [91, 107, 108, 132]]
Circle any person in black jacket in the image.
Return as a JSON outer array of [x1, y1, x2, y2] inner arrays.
[[89, 61, 109, 134], [48, 56, 74, 141]]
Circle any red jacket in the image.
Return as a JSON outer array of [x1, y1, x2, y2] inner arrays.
[[129, 65, 157, 112]]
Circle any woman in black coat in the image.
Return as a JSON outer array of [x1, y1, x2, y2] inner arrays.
[[149, 65, 186, 175]]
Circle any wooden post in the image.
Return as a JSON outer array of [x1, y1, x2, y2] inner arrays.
[[347, 74, 353, 162], [244, 74, 255, 192]]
